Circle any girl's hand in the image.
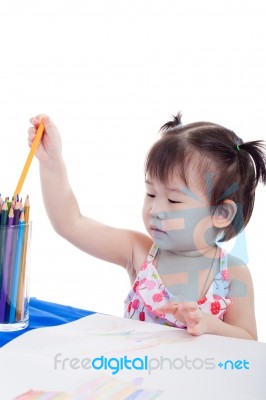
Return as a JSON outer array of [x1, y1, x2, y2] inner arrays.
[[28, 114, 62, 165], [156, 301, 208, 336]]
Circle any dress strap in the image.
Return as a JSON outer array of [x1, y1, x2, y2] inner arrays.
[[219, 247, 228, 271], [147, 243, 159, 260]]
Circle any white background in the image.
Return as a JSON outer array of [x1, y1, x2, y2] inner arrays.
[[0, 0, 265, 341]]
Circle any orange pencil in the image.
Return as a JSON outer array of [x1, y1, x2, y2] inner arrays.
[[14, 120, 44, 198]]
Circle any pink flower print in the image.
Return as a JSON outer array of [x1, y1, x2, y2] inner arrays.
[[221, 269, 229, 280], [210, 301, 221, 315], [152, 293, 164, 303], [140, 261, 148, 270], [139, 311, 145, 321], [133, 281, 139, 293], [132, 299, 140, 310], [145, 280, 156, 290], [197, 296, 207, 305], [127, 301, 132, 313]]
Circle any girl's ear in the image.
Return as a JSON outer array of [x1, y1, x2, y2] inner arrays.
[[212, 200, 237, 228]]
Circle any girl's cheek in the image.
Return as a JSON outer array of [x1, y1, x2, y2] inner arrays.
[[161, 218, 185, 231]]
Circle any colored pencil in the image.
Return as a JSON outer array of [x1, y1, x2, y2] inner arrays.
[[0, 194, 3, 225], [9, 211, 25, 322], [5, 205, 20, 321], [14, 119, 44, 198], [24, 195, 30, 224], [0, 201, 8, 227], [16, 197, 30, 320], [6, 197, 12, 212], [0, 202, 9, 306], [13, 200, 21, 225]]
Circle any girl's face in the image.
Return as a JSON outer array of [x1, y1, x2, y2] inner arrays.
[[142, 168, 220, 253]]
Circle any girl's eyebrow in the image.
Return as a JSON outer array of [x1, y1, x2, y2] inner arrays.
[[166, 187, 186, 194], [145, 179, 186, 195]]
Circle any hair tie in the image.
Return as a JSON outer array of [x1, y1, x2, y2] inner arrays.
[[236, 144, 241, 151]]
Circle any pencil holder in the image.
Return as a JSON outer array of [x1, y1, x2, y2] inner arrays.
[[0, 221, 32, 331]]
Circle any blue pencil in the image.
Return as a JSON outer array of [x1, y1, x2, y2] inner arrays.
[[13, 201, 21, 226], [9, 210, 25, 323]]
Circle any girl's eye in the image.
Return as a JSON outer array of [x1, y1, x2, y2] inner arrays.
[[168, 199, 182, 204], [146, 193, 155, 198]]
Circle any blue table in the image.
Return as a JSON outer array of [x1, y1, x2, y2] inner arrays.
[[0, 297, 94, 348]]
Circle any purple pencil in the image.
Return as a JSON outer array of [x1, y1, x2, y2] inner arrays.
[[0, 207, 14, 322]]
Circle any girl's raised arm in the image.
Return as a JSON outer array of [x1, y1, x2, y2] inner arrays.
[[28, 115, 152, 269]]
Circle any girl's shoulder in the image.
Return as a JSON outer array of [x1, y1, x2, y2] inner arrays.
[[225, 251, 254, 296], [226, 251, 250, 275]]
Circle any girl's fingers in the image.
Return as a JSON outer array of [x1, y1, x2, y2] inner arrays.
[[156, 301, 200, 327], [28, 132, 36, 148], [29, 117, 39, 127], [156, 303, 185, 321], [28, 127, 36, 138], [156, 302, 178, 313], [30, 114, 46, 123], [179, 302, 198, 312], [188, 309, 201, 320], [157, 301, 198, 314]]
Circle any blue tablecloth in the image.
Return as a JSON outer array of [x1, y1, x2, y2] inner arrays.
[[0, 298, 95, 348]]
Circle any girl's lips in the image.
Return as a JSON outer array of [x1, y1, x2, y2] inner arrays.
[[150, 225, 166, 234]]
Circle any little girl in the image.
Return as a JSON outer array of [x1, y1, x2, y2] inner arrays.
[[28, 112, 266, 340]]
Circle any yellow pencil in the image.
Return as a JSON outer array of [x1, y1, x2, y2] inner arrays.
[[24, 195, 30, 224], [14, 120, 44, 198], [16, 197, 30, 320], [16, 220, 30, 321]]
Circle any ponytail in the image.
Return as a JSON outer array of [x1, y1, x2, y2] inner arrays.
[[160, 111, 183, 132], [236, 140, 266, 186]]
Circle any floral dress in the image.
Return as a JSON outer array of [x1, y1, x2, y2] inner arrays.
[[124, 243, 232, 328]]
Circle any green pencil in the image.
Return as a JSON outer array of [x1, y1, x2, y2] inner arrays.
[[0, 202, 8, 290]]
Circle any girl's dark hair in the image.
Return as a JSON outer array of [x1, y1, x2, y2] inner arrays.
[[145, 112, 266, 242]]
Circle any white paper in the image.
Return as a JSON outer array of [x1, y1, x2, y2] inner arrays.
[[0, 313, 265, 400]]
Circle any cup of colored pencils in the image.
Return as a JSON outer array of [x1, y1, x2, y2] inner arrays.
[[0, 194, 32, 331]]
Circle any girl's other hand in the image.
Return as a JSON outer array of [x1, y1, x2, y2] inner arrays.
[[156, 301, 208, 336], [28, 114, 62, 165]]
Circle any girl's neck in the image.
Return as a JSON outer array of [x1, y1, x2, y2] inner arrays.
[[156, 245, 221, 301], [156, 245, 220, 278], [158, 244, 219, 259]]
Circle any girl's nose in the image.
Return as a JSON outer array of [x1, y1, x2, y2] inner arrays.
[[149, 197, 167, 219], [151, 210, 166, 220]]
